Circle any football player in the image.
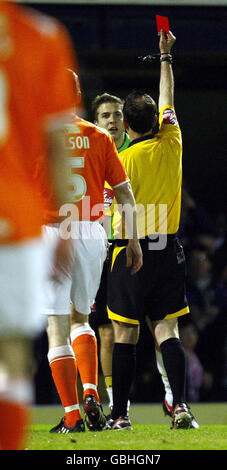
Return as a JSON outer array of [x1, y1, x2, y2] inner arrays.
[[43, 79, 142, 434], [0, 0, 78, 449]]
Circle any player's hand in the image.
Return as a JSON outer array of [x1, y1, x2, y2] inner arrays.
[[52, 237, 74, 283], [126, 239, 143, 275], [159, 29, 176, 54]]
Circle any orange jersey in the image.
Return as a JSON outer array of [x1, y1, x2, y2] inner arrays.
[[0, 2, 78, 243], [44, 116, 129, 223]]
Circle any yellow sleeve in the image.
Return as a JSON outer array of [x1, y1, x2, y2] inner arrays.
[[159, 105, 179, 128], [104, 182, 115, 216]]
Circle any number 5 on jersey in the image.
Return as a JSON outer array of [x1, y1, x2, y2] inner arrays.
[[67, 157, 87, 202]]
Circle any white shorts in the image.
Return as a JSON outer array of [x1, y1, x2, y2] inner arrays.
[[0, 237, 47, 338], [42, 221, 107, 316]]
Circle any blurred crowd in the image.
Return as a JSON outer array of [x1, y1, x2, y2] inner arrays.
[[34, 184, 227, 405], [179, 184, 226, 403]]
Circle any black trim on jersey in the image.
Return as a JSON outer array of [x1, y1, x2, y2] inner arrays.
[[115, 233, 177, 247], [128, 133, 155, 147]]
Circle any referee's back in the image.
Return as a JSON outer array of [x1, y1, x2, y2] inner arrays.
[[114, 104, 182, 238]]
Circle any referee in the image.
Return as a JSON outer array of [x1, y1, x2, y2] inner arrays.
[[107, 30, 198, 430]]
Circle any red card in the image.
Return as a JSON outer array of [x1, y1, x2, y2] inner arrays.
[[156, 15, 169, 34]]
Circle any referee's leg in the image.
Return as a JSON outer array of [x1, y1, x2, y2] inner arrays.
[[111, 320, 139, 422], [152, 317, 193, 428]]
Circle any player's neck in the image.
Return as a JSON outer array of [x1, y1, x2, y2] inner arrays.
[[115, 132, 126, 150]]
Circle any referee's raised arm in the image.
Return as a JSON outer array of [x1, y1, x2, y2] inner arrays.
[[158, 30, 176, 111]]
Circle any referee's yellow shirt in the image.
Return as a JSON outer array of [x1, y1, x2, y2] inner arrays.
[[112, 105, 182, 238]]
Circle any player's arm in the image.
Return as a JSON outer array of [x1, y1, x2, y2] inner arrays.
[[42, 18, 81, 205], [114, 182, 143, 275], [158, 30, 176, 111], [46, 127, 69, 206], [45, 124, 75, 283], [43, 24, 79, 281], [102, 184, 115, 238]]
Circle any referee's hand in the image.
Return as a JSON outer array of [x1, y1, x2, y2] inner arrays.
[[126, 239, 143, 275], [159, 29, 176, 54]]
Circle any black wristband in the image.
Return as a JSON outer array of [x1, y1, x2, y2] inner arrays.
[[160, 54, 173, 64], [137, 52, 173, 65]]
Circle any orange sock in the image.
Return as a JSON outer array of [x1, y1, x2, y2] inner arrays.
[[71, 328, 99, 403], [48, 345, 82, 427], [0, 401, 30, 450]]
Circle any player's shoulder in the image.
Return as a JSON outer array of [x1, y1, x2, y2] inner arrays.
[[94, 124, 112, 139], [76, 117, 98, 133], [120, 145, 131, 154], [15, 5, 60, 39], [119, 145, 134, 160], [82, 120, 114, 142], [74, 117, 109, 138]]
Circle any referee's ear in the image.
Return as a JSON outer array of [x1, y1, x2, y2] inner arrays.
[[124, 118, 129, 130], [152, 114, 159, 135]]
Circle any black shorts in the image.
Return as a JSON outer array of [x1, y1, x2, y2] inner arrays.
[[89, 259, 111, 330], [107, 235, 189, 325]]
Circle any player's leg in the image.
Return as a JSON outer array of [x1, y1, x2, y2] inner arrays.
[[0, 337, 32, 450], [147, 236, 198, 429], [0, 239, 46, 448], [152, 317, 194, 429], [98, 324, 114, 410], [153, 317, 183, 409], [71, 309, 106, 431], [71, 309, 99, 403], [46, 315, 83, 431], [146, 316, 173, 414], [109, 320, 139, 429], [155, 346, 174, 414], [107, 242, 140, 429], [42, 224, 84, 433], [70, 221, 107, 430], [89, 259, 114, 411]]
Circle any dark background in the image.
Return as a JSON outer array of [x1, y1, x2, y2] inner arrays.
[[26, 2, 227, 405], [27, 2, 227, 215]]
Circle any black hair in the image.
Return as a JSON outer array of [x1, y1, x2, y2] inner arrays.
[[123, 90, 158, 134]]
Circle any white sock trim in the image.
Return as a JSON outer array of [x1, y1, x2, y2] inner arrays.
[[71, 323, 96, 343], [65, 404, 80, 413], [48, 345, 75, 363], [83, 383, 97, 391]]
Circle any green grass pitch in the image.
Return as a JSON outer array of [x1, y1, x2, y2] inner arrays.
[[28, 403, 227, 451], [28, 424, 226, 451]]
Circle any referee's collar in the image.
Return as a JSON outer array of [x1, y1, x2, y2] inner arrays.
[[128, 133, 155, 147]]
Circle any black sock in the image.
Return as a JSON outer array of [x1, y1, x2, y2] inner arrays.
[[160, 337, 187, 409], [111, 343, 136, 420]]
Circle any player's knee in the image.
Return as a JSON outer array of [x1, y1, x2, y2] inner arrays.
[[99, 325, 114, 350], [112, 320, 139, 344], [71, 305, 89, 325], [70, 322, 96, 343], [0, 337, 32, 378], [47, 315, 71, 348], [152, 318, 179, 347]]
